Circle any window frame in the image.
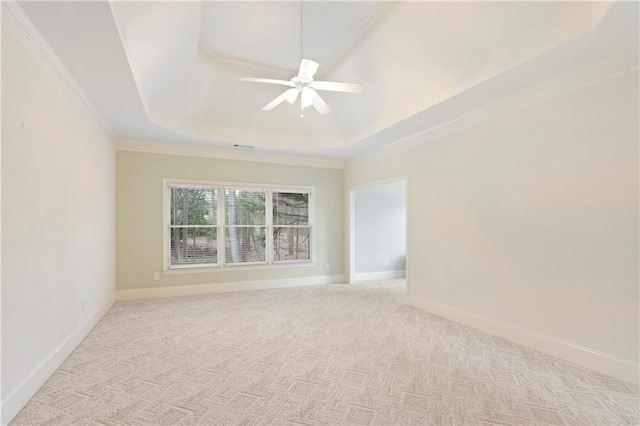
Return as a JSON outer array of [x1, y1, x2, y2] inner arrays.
[[272, 188, 314, 265], [163, 178, 316, 273], [222, 186, 268, 267], [166, 182, 220, 269]]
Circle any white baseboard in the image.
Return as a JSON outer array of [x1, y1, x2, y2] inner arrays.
[[355, 270, 406, 282], [1, 296, 116, 425], [407, 295, 639, 386], [116, 274, 346, 301]]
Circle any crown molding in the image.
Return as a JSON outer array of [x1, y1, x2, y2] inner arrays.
[[1, 1, 116, 139], [348, 51, 639, 165], [197, 2, 399, 80], [116, 139, 345, 170], [319, 2, 400, 79], [199, 43, 292, 78]]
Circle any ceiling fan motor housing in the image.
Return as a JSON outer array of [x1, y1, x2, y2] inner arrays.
[[291, 76, 313, 91]]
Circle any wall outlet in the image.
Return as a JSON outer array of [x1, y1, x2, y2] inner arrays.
[[384, 259, 388, 266], [153, 272, 160, 281], [80, 300, 84, 312], [325, 263, 330, 271], [446, 287, 453, 298]]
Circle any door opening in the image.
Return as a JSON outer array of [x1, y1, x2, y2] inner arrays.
[[348, 177, 408, 293]]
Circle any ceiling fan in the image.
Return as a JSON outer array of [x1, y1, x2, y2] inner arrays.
[[240, 1, 363, 117], [241, 59, 363, 116]]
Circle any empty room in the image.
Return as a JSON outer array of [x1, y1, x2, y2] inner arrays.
[[1, 1, 638, 425]]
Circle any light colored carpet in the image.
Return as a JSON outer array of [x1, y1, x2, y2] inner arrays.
[[11, 280, 639, 425]]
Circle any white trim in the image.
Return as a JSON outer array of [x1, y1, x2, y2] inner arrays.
[[167, 263, 219, 271], [404, 178, 410, 296], [224, 259, 268, 267], [354, 270, 406, 281], [349, 175, 410, 191], [169, 225, 217, 229], [0, 8, 4, 426], [0, 296, 116, 425], [196, 2, 398, 82], [217, 184, 226, 266], [407, 295, 640, 386], [163, 262, 316, 275], [318, 2, 400, 78], [116, 275, 346, 301], [117, 139, 345, 170], [166, 178, 316, 191], [348, 51, 639, 165], [199, 42, 291, 79], [163, 180, 170, 271], [347, 189, 356, 284], [308, 189, 317, 264], [265, 189, 274, 266], [1, 1, 116, 139]]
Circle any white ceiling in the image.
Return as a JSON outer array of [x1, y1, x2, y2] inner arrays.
[[17, 1, 636, 159], [200, 2, 382, 72]]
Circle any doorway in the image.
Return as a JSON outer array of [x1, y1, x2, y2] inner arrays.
[[348, 177, 408, 292]]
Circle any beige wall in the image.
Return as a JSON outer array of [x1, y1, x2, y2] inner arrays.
[[1, 27, 116, 423], [116, 151, 344, 290], [346, 71, 639, 381]]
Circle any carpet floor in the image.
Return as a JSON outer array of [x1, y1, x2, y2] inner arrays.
[[11, 280, 639, 425]]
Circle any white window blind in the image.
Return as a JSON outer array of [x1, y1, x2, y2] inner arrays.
[[169, 186, 218, 267]]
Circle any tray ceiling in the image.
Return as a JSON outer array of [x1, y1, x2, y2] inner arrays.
[[16, 1, 632, 158]]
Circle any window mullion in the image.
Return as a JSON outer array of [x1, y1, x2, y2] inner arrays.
[[266, 189, 273, 264], [218, 186, 225, 267], [165, 184, 171, 270], [310, 189, 315, 263]]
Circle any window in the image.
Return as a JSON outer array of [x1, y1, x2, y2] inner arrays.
[[165, 180, 314, 270], [273, 191, 311, 262], [169, 185, 218, 267], [224, 188, 266, 265]]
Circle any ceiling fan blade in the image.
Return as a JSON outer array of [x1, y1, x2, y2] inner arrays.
[[311, 91, 331, 115], [263, 89, 297, 111], [301, 88, 314, 108], [310, 81, 364, 93], [241, 77, 293, 87], [285, 90, 299, 104], [301, 88, 330, 115], [298, 59, 319, 79]]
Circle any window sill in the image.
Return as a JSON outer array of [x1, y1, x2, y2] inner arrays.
[[164, 262, 316, 275]]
